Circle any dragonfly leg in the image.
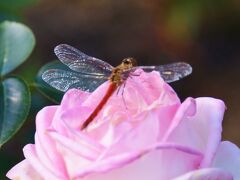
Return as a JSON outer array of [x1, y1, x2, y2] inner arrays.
[[115, 82, 128, 110], [121, 82, 128, 110], [116, 80, 124, 95], [116, 85, 122, 95]]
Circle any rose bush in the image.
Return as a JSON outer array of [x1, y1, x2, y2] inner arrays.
[[7, 70, 240, 179]]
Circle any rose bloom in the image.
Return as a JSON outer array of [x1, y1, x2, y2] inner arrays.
[[7, 70, 240, 180]]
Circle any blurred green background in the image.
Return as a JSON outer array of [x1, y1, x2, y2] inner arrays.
[[0, 0, 240, 178]]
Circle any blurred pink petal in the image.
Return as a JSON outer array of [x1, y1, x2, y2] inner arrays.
[[174, 168, 233, 180], [212, 141, 240, 178], [6, 159, 42, 180]]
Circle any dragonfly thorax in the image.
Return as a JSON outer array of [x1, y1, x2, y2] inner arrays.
[[108, 58, 137, 85]]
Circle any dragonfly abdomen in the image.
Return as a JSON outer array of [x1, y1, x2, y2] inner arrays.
[[81, 83, 118, 130]]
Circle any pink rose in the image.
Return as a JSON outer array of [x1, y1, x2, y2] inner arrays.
[[7, 70, 240, 179]]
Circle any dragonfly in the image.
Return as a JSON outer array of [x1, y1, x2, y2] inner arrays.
[[42, 44, 192, 130]]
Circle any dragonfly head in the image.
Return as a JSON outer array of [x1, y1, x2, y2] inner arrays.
[[121, 57, 137, 69]]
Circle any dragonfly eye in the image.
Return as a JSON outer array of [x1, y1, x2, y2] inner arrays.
[[122, 57, 137, 67]]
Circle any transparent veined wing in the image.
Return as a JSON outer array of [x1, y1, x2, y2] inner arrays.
[[42, 69, 108, 92], [54, 44, 113, 76], [123, 62, 192, 83]]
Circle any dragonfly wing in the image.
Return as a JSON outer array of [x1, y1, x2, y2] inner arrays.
[[54, 44, 114, 76], [123, 62, 192, 83], [155, 62, 192, 82], [42, 69, 108, 92]]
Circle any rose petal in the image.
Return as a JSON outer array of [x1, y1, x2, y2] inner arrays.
[[52, 88, 90, 132], [60, 107, 93, 130], [163, 97, 225, 167], [125, 69, 180, 107], [99, 111, 160, 155], [212, 141, 240, 178], [48, 130, 101, 160], [58, 88, 90, 110], [74, 143, 203, 179], [6, 159, 42, 180], [162, 97, 197, 141], [23, 144, 62, 180], [35, 106, 69, 178], [174, 168, 233, 180], [57, 114, 105, 151], [34, 134, 59, 175]]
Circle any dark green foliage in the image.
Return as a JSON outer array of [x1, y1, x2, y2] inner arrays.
[[0, 21, 35, 147]]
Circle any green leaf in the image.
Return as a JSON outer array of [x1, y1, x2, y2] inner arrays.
[[35, 61, 65, 104], [0, 21, 35, 76], [0, 77, 30, 147]]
